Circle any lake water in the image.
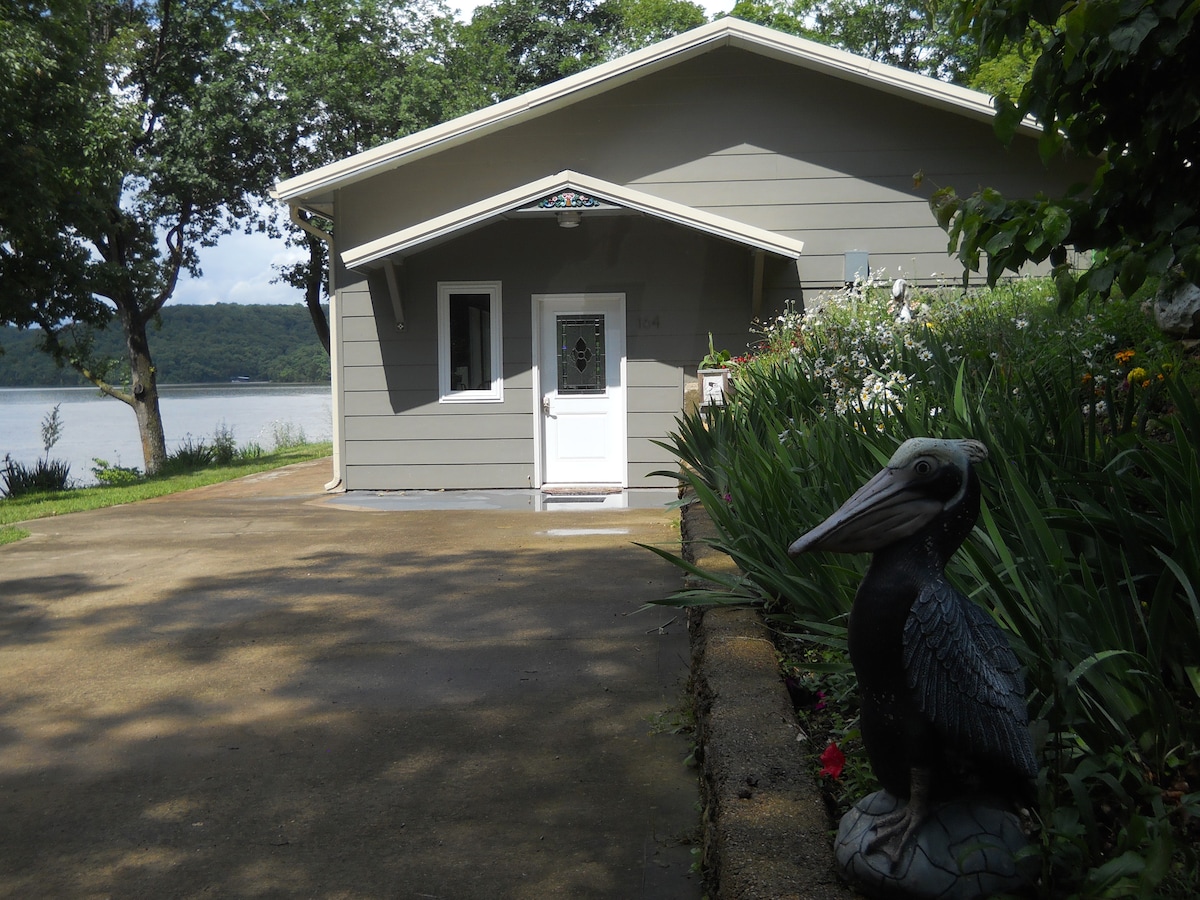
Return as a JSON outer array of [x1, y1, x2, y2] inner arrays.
[[0, 383, 332, 486]]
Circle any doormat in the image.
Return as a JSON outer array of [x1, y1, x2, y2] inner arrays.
[[541, 485, 623, 496]]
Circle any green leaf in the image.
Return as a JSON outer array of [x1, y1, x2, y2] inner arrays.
[[1054, 264, 1077, 307], [994, 95, 1022, 145], [1085, 263, 1115, 296], [979, 187, 1007, 218], [1185, 666, 1200, 699], [1042, 206, 1071, 245], [1037, 127, 1063, 164], [930, 187, 960, 232], [1117, 252, 1147, 297], [984, 223, 1018, 255], [1086, 849, 1146, 891], [1109, 10, 1159, 55]]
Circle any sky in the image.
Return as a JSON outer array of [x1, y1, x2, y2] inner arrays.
[[175, 0, 735, 307]]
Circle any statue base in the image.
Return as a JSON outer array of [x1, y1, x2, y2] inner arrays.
[[834, 790, 1035, 900]]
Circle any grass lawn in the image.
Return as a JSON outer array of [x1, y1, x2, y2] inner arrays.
[[0, 443, 331, 543]]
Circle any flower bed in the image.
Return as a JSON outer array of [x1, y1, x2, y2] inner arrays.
[[650, 275, 1200, 898]]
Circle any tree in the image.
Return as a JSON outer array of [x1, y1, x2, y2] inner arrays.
[[598, 0, 708, 58], [244, 0, 706, 341], [463, 0, 616, 95], [726, 0, 981, 83], [0, 0, 118, 333], [0, 0, 264, 474], [453, 0, 705, 99], [239, 0, 464, 355], [933, 0, 1200, 305]]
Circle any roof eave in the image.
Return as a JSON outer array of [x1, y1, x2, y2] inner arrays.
[[272, 25, 734, 205], [340, 170, 804, 269], [273, 18, 1033, 208]]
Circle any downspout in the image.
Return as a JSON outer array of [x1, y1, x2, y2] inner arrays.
[[290, 205, 345, 493]]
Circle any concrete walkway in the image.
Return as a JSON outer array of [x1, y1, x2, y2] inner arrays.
[[0, 460, 700, 899]]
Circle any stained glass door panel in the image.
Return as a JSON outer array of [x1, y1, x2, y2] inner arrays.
[[557, 314, 606, 394]]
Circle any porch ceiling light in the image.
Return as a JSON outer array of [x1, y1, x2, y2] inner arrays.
[[557, 209, 582, 228]]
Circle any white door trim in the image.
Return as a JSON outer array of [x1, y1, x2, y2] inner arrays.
[[531, 293, 627, 489]]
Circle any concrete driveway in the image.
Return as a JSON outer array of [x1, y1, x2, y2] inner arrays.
[[0, 460, 700, 899]]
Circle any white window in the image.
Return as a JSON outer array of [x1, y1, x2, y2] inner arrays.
[[438, 281, 503, 402]]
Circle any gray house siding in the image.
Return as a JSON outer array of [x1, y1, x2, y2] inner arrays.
[[336, 215, 755, 490], [304, 25, 1095, 492], [335, 47, 1085, 292]]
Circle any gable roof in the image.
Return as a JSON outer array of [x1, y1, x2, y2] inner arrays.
[[341, 170, 805, 269], [273, 18, 1019, 213]]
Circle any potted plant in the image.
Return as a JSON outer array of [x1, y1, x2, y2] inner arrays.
[[698, 333, 732, 406]]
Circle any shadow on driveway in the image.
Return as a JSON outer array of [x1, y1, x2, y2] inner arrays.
[[0, 461, 700, 899]]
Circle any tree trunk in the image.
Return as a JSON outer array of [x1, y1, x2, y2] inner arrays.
[[122, 307, 168, 475], [304, 231, 331, 355]]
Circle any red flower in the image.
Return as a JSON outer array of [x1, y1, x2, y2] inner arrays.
[[820, 742, 845, 780]]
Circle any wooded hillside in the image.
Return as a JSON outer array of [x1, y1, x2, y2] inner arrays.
[[0, 304, 330, 386]]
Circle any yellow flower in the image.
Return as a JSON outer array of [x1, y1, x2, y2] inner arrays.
[[1127, 367, 1147, 384], [1115, 349, 1136, 366]]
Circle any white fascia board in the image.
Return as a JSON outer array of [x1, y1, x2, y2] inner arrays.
[[274, 19, 1028, 207], [272, 25, 730, 205], [728, 28, 998, 126], [341, 170, 804, 269]]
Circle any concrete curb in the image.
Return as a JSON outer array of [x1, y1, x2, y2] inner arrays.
[[681, 499, 856, 900]]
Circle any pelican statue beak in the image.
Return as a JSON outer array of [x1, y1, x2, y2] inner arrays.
[[788, 438, 987, 556]]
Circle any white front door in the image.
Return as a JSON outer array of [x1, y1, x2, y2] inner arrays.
[[536, 294, 626, 487]]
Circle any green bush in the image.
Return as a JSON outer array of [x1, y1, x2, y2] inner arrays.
[[2, 404, 75, 497], [162, 434, 214, 474], [237, 441, 264, 460], [90, 458, 143, 486], [211, 421, 237, 466], [2, 454, 72, 497], [652, 276, 1200, 897]]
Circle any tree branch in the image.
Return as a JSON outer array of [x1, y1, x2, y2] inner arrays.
[[33, 314, 134, 406]]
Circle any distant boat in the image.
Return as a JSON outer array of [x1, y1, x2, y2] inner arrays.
[[230, 376, 251, 383]]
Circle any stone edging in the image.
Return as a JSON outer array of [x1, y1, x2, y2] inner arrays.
[[681, 498, 857, 900]]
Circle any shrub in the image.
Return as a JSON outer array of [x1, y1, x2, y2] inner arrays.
[[162, 434, 214, 474], [237, 441, 264, 461], [1, 404, 75, 497], [267, 420, 307, 450], [90, 458, 143, 486], [211, 421, 237, 466], [2, 454, 72, 497]]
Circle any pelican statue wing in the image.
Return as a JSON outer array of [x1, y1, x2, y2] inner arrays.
[[903, 582, 1037, 780]]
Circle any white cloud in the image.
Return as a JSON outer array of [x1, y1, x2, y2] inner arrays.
[[175, 229, 306, 306]]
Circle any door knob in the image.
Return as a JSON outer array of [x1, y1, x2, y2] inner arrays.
[[542, 395, 556, 418]]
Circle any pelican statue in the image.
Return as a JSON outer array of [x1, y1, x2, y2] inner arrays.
[[789, 438, 1036, 866]]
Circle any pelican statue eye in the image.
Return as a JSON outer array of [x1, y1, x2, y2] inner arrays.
[[914, 459, 933, 476]]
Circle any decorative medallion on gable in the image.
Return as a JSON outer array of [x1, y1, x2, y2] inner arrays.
[[517, 190, 620, 213]]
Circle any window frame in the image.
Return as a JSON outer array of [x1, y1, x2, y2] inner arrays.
[[437, 281, 504, 403]]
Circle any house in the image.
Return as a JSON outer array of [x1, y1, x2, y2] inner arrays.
[[272, 18, 1086, 495]]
